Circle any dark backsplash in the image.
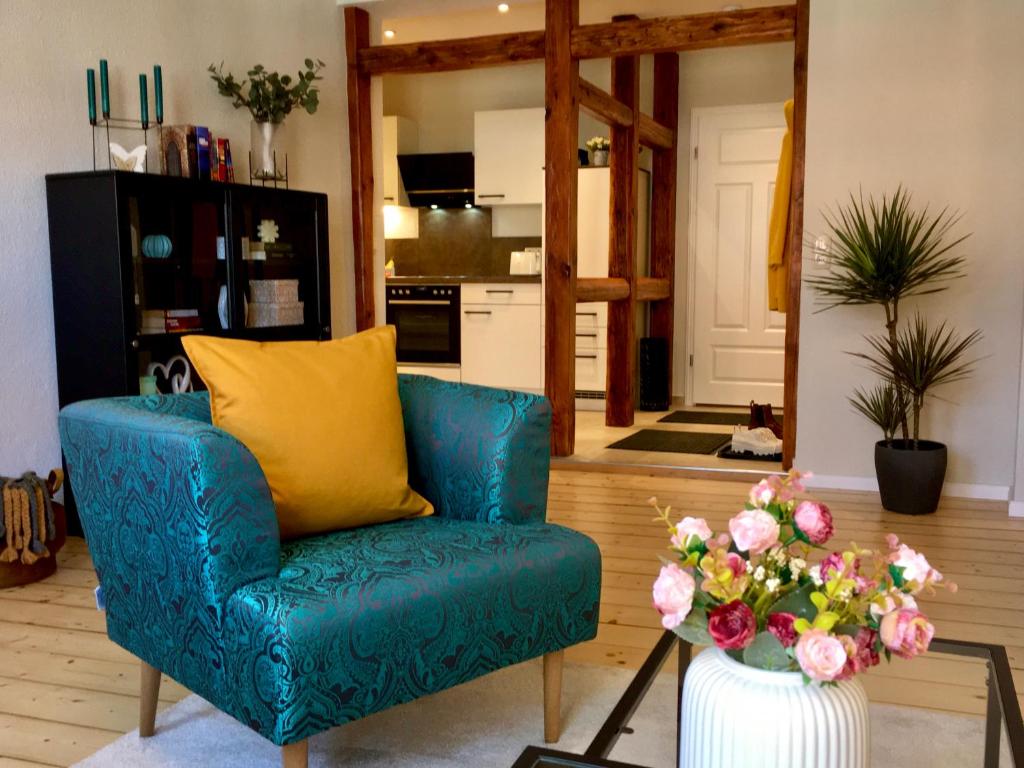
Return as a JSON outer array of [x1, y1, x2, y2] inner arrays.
[[385, 207, 541, 277]]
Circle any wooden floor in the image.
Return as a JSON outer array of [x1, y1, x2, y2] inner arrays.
[[1, 468, 1019, 765]]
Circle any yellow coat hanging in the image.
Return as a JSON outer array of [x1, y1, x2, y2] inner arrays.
[[767, 99, 794, 313]]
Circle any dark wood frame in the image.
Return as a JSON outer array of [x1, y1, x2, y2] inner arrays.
[[344, 1, 807, 464]]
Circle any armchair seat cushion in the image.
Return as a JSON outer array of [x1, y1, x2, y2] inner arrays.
[[222, 517, 601, 745]]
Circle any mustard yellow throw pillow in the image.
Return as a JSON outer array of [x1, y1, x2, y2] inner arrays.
[[183, 327, 432, 540]]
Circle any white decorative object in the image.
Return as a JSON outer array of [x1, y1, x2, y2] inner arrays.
[[217, 285, 229, 330], [257, 218, 279, 243], [731, 426, 783, 455], [109, 142, 147, 172], [679, 647, 869, 768], [146, 355, 194, 394], [251, 120, 285, 180]]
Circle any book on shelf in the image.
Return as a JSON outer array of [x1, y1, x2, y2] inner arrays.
[[217, 138, 234, 183], [140, 309, 202, 333], [196, 127, 212, 181]]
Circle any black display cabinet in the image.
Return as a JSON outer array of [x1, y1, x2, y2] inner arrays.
[[45, 170, 331, 532]]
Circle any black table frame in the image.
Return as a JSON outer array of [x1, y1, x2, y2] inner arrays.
[[512, 631, 1024, 768]]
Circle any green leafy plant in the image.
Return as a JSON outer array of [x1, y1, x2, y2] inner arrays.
[[207, 59, 325, 124], [806, 188, 981, 447]]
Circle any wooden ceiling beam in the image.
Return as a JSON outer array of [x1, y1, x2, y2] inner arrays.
[[578, 78, 633, 127], [571, 5, 797, 59], [358, 30, 545, 75], [639, 114, 673, 150], [576, 277, 630, 303]]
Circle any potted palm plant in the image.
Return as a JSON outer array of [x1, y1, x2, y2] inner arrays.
[[807, 189, 981, 515]]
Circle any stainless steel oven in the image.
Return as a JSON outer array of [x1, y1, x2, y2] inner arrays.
[[386, 284, 461, 364]]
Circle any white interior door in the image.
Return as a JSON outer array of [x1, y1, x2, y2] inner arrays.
[[689, 104, 787, 406]]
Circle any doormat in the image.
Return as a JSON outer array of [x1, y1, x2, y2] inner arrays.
[[658, 410, 783, 426], [607, 429, 730, 455], [717, 444, 783, 463]]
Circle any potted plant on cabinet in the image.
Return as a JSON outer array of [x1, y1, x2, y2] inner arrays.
[[585, 136, 610, 167], [208, 58, 324, 180], [806, 188, 981, 515]]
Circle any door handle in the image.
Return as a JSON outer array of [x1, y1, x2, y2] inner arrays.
[[477, 194, 505, 199], [388, 299, 451, 306], [485, 289, 514, 294], [576, 332, 598, 338], [464, 310, 493, 316], [575, 354, 598, 359], [576, 312, 598, 317]]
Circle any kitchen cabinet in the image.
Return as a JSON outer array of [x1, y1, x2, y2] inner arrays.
[[382, 115, 417, 205], [474, 108, 545, 206], [461, 283, 542, 391], [397, 364, 461, 383]]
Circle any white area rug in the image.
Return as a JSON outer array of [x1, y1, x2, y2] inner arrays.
[[75, 659, 1004, 767]]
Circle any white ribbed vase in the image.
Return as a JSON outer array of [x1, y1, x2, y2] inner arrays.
[[679, 647, 869, 768]]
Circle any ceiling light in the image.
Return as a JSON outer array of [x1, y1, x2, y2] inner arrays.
[[498, 3, 510, 13], [384, 29, 396, 39]]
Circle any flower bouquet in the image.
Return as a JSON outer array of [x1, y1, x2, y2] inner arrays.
[[652, 470, 956, 682]]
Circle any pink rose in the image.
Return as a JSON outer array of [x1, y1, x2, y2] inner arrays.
[[748, 479, 775, 507], [869, 590, 917, 620], [652, 564, 696, 630], [766, 612, 798, 648], [793, 501, 834, 545], [818, 551, 845, 582], [707, 600, 757, 650], [728, 508, 780, 555], [879, 609, 934, 659], [671, 516, 713, 550], [891, 543, 941, 591], [795, 629, 848, 682]]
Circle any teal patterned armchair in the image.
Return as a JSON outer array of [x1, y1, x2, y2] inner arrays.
[[58, 375, 601, 768]]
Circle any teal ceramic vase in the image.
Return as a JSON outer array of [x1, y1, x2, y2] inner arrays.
[[142, 234, 173, 259]]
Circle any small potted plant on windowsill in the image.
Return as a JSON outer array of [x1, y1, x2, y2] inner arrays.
[[208, 58, 324, 180], [585, 136, 610, 167], [807, 188, 982, 515]]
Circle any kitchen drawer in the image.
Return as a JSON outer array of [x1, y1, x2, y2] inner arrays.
[[575, 302, 608, 330], [575, 347, 606, 393], [461, 303, 542, 391], [575, 326, 605, 352], [462, 282, 541, 305]]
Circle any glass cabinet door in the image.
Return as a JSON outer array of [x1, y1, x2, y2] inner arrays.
[[227, 187, 328, 340]]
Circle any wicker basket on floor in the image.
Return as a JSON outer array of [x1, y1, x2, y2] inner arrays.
[[0, 470, 67, 588]]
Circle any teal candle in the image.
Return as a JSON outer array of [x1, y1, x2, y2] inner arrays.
[[86, 68, 97, 124], [153, 65, 163, 124], [99, 59, 109, 118], [139, 73, 149, 128]]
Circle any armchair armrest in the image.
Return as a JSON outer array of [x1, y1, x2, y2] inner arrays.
[[58, 395, 280, 681], [398, 375, 551, 525]]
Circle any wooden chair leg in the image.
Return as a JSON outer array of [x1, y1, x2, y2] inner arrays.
[[282, 739, 309, 768], [543, 650, 564, 743], [139, 659, 161, 737]]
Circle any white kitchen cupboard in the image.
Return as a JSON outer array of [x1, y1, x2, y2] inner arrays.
[[382, 116, 417, 205], [397, 363, 461, 383], [461, 283, 542, 392], [474, 108, 545, 206]]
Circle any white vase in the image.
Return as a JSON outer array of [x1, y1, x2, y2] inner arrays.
[[250, 120, 286, 179], [679, 647, 869, 768]]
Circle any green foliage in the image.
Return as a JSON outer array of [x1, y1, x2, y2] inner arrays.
[[672, 607, 712, 645], [742, 631, 791, 671], [767, 582, 816, 621], [848, 380, 909, 443], [855, 313, 981, 443], [208, 59, 325, 124]]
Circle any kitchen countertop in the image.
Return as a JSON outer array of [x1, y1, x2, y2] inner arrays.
[[386, 275, 542, 285]]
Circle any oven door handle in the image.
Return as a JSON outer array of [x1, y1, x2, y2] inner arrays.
[[387, 299, 453, 306]]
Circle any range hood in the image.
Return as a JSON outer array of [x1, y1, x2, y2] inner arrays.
[[397, 152, 474, 208]]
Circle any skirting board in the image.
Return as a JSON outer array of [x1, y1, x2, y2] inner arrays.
[[1010, 501, 1024, 518], [806, 473, 1010, 502]]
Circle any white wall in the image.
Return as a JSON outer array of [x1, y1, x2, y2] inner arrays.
[[797, 0, 1024, 493], [0, 0, 354, 478]]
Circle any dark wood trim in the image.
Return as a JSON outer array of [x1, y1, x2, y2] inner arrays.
[[636, 276, 671, 302], [648, 52, 679, 397], [605, 46, 640, 428], [345, 6, 375, 331], [576, 277, 630, 302], [638, 114, 673, 150], [578, 78, 633, 127], [782, 0, 808, 470], [544, 0, 580, 458], [358, 31, 546, 75], [571, 5, 796, 59]]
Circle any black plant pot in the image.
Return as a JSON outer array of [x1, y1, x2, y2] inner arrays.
[[874, 440, 948, 515]]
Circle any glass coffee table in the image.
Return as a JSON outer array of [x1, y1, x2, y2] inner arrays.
[[512, 631, 1024, 768]]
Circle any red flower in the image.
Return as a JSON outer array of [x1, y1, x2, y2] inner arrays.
[[707, 600, 757, 650], [836, 627, 881, 680], [766, 612, 798, 648]]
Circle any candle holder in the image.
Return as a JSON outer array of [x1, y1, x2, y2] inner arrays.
[[91, 117, 161, 173], [248, 151, 289, 189]]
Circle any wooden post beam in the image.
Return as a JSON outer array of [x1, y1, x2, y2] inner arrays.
[[358, 30, 546, 75], [648, 52, 680, 398], [345, 6, 375, 331], [578, 78, 633, 128], [576, 277, 630, 303], [639, 114, 674, 150], [636, 277, 671, 302], [605, 34, 640, 428], [571, 5, 796, 59], [544, 0, 580, 457], [782, 0, 809, 469]]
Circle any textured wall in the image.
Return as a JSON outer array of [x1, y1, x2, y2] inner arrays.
[[0, 0, 354, 478]]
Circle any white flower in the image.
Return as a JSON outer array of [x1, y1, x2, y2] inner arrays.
[[745, 559, 754, 573], [765, 578, 781, 593], [789, 558, 806, 577], [810, 569, 824, 586], [753, 566, 766, 582]]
